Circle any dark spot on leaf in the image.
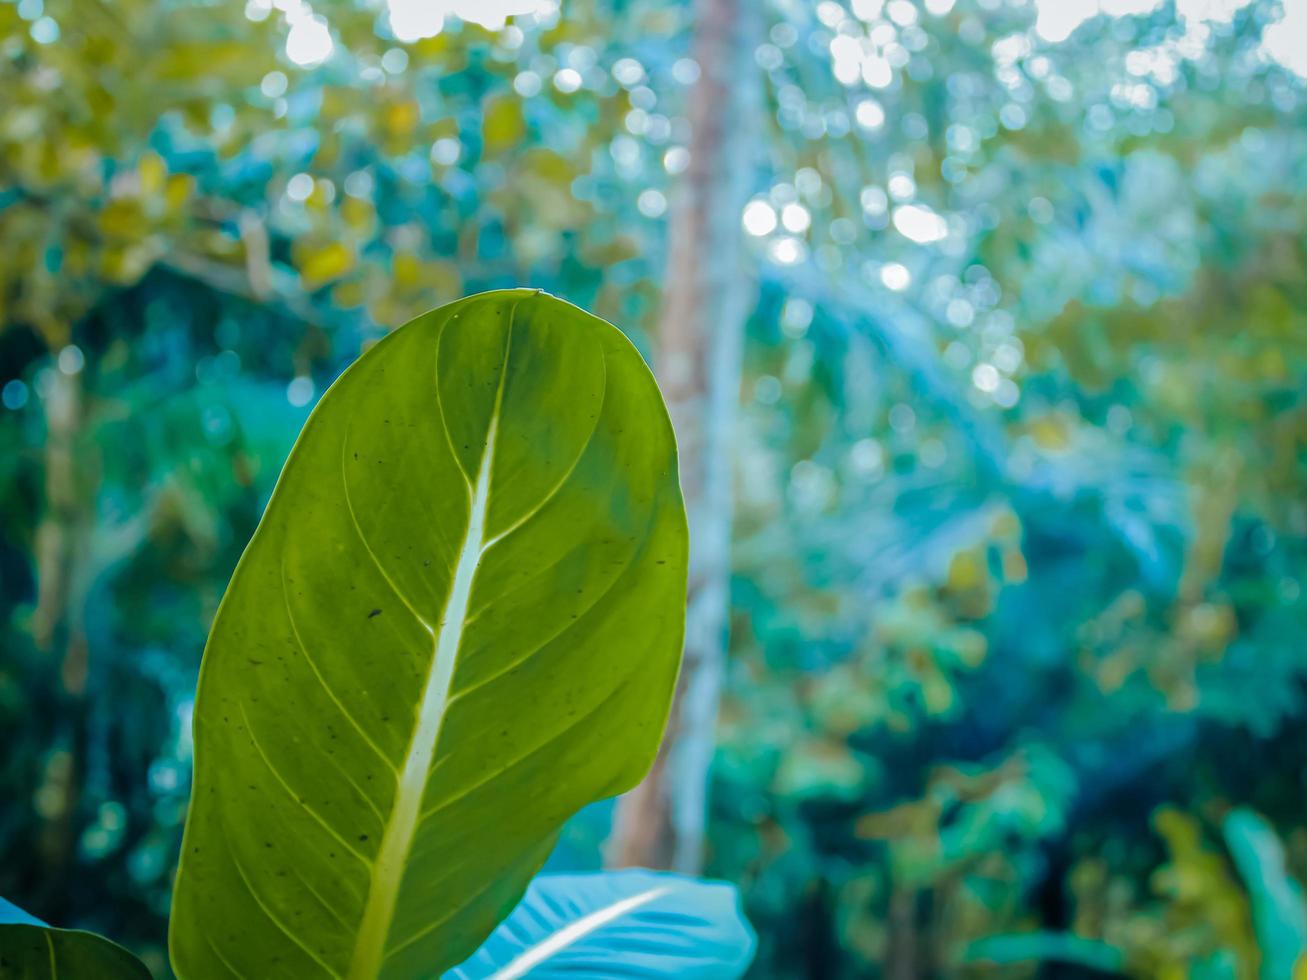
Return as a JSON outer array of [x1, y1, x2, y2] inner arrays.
[[368, 608, 382, 619]]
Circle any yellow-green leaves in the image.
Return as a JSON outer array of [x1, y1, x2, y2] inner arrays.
[[169, 290, 688, 979], [0, 925, 152, 980], [481, 96, 526, 157]]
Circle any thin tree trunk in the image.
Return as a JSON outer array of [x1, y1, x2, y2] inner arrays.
[[31, 365, 94, 909], [885, 888, 919, 980], [607, 0, 757, 873]]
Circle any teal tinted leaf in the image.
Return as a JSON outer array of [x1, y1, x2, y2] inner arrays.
[[446, 870, 756, 979], [0, 897, 44, 926], [1223, 808, 1307, 979], [170, 289, 688, 980], [0, 924, 152, 980]]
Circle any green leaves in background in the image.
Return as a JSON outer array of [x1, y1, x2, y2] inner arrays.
[[4, 0, 1306, 975], [169, 289, 688, 979], [0, 924, 151, 980], [961, 931, 1126, 975]]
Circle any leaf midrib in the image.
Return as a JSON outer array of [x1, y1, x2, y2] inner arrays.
[[487, 885, 670, 980], [347, 314, 512, 979]]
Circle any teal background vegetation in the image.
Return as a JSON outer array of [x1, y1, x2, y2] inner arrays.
[[1, 0, 1306, 976]]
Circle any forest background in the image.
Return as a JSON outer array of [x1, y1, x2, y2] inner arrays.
[[2, 0, 1306, 976]]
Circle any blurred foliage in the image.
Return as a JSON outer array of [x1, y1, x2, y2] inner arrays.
[[2, 0, 1307, 977]]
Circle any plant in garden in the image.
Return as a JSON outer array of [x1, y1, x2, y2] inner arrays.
[[0, 290, 755, 979]]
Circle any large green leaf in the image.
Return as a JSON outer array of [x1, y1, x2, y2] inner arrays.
[[170, 290, 688, 980], [0, 924, 152, 979]]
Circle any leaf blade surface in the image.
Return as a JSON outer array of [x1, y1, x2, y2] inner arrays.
[[171, 290, 688, 980], [0, 924, 152, 980]]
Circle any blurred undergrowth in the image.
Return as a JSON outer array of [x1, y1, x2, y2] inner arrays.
[[2, 0, 1306, 976]]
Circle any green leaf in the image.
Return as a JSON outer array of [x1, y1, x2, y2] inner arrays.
[[170, 289, 687, 980], [0, 924, 152, 980]]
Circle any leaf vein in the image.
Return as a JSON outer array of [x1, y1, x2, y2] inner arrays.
[[236, 701, 373, 868], [204, 935, 247, 980], [280, 560, 399, 777], [347, 299, 516, 979], [224, 830, 343, 980], [288, 860, 358, 936], [482, 350, 608, 551], [382, 872, 503, 960], [432, 311, 475, 491], [417, 680, 628, 825], [339, 425, 436, 633], [448, 551, 636, 705]]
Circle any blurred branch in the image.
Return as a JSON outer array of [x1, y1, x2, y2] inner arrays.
[[238, 209, 273, 302], [159, 249, 328, 330], [5, 181, 349, 333]]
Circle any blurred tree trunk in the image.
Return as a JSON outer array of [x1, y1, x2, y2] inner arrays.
[[607, 0, 758, 873], [885, 889, 919, 980], [30, 365, 94, 908]]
